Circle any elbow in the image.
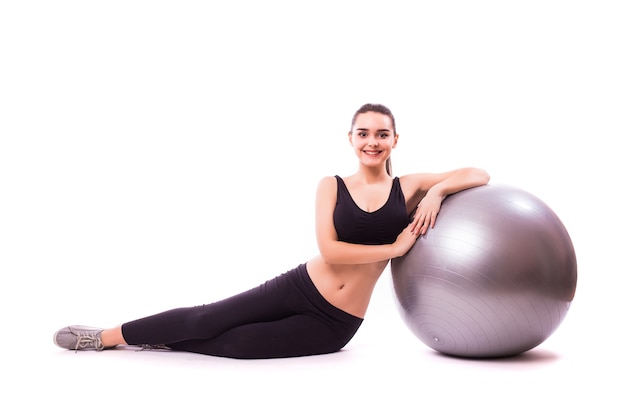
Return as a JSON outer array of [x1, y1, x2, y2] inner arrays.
[[469, 167, 490, 186], [318, 240, 351, 265], [479, 168, 490, 185]]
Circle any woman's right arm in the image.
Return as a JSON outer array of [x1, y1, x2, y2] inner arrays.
[[314, 176, 418, 265]]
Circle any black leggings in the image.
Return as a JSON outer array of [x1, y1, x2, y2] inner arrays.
[[121, 263, 363, 359]]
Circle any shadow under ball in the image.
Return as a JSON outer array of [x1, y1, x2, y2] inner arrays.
[[391, 184, 577, 358]]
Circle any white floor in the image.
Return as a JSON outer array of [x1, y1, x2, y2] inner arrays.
[[10, 255, 625, 416]]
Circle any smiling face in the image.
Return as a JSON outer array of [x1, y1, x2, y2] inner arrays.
[[349, 111, 398, 171]]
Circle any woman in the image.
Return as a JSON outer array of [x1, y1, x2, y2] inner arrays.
[[54, 103, 490, 359]]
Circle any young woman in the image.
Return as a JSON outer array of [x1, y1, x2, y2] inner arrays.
[[54, 103, 490, 359]]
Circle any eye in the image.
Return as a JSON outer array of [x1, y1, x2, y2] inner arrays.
[[379, 132, 389, 138], [358, 132, 368, 138]]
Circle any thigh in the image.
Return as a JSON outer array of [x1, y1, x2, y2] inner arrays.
[[191, 268, 308, 335]]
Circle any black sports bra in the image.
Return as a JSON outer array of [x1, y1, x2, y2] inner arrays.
[[333, 175, 410, 245]]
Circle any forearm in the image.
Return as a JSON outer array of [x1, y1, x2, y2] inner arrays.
[[319, 240, 398, 265], [428, 167, 490, 198]]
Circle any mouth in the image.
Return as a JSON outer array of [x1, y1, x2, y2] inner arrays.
[[363, 150, 383, 156]]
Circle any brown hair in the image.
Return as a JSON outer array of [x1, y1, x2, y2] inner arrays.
[[350, 103, 397, 176]]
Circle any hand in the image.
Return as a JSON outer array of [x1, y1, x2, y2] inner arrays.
[[392, 223, 420, 258], [410, 193, 442, 235]]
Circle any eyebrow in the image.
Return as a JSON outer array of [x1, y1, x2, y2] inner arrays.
[[355, 128, 391, 132]]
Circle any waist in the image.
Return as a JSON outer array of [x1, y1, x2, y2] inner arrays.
[[305, 256, 388, 318]]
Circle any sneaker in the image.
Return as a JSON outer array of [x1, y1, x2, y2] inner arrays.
[[54, 325, 105, 351]]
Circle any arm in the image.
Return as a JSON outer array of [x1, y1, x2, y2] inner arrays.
[[400, 167, 490, 234], [314, 176, 412, 265]]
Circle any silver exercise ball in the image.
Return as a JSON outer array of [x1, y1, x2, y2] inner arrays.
[[390, 184, 577, 358]]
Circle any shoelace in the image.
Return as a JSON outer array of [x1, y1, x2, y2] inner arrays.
[[74, 333, 104, 352], [138, 344, 170, 351]]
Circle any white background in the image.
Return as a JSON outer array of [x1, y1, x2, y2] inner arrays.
[[1, 1, 624, 416]]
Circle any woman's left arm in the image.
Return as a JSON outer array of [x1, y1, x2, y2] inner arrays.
[[400, 167, 490, 235]]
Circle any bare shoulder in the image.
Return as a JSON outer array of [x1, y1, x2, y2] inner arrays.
[[316, 175, 338, 198], [317, 175, 338, 189]]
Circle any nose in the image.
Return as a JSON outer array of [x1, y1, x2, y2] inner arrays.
[[367, 136, 379, 147]]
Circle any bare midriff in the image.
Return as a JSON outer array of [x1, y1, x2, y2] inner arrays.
[[306, 255, 390, 318]]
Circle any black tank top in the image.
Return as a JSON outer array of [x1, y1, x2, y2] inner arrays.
[[333, 175, 410, 245]]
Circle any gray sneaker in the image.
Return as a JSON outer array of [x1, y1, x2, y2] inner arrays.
[[54, 325, 105, 351]]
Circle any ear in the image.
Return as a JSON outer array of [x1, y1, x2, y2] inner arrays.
[[348, 131, 353, 146], [392, 134, 399, 148]]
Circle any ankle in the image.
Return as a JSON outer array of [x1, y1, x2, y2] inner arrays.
[[100, 327, 126, 347]]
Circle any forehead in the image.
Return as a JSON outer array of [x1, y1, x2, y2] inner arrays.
[[353, 111, 393, 130]]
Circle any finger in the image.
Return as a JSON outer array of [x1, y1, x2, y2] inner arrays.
[[424, 216, 435, 229], [419, 214, 433, 234], [423, 214, 432, 228]]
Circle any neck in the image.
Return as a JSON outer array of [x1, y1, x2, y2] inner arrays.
[[356, 166, 390, 184]]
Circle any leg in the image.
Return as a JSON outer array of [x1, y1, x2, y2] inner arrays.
[[53, 267, 304, 352], [122, 264, 363, 358], [167, 314, 347, 359], [53, 264, 363, 357]]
